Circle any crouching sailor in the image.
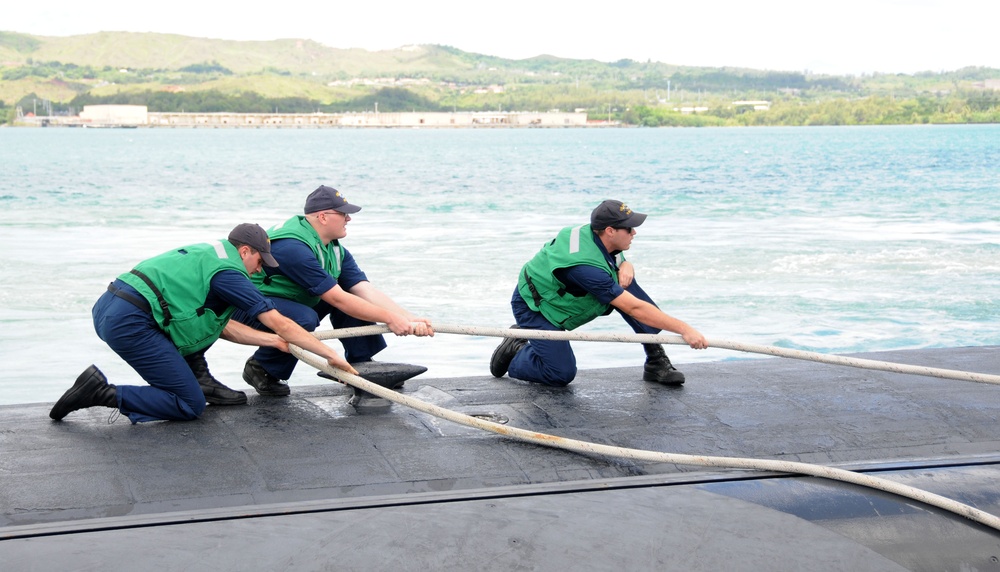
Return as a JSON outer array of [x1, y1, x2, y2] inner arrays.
[[490, 200, 708, 387], [234, 185, 433, 402], [49, 223, 357, 424]]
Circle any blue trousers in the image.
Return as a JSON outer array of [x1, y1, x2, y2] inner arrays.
[[507, 281, 661, 387], [92, 289, 206, 424], [232, 297, 387, 380]]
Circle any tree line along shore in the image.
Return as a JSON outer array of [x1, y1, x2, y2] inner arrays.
[[2, 31, 998, 127]]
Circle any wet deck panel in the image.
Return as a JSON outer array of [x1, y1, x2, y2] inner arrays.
[[2, 346, 999, 570]]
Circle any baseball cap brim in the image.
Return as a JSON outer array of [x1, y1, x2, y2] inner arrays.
[[622, 211, 647, 227], [260, 251, 279, 268]]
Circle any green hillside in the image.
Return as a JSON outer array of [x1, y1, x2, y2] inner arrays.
[[2, 30, 998, 125]]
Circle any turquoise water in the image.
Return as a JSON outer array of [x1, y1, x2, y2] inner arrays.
[[1, 125, 998, 405]]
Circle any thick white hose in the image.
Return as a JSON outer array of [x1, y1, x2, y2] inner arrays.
[[314, 323, 1000, 386], [291, 340, 1000, 531]]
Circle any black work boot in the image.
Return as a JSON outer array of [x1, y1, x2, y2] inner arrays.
[[243, 357, 291, 397], [642, 344, 685, 385], [490, 326, 528, 378], [185, 350, 247, 406], [50, 365, 118, 421]]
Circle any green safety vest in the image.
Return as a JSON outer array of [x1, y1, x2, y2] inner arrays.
[[517, 224, 619, 330], [117, 240, 249, 356], [253, 215, 345, 307]]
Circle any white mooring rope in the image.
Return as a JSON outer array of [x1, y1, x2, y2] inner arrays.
[[314, 323, 1000, 386], [291, 325, 1000, 531]]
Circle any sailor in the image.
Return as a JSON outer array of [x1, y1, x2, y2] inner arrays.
[[490, 199, 708, 387], [49, 223, 357, 424], [234, 185, 433, 399]]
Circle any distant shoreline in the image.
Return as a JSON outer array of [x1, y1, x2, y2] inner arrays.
[[14, 108, 606, 129]]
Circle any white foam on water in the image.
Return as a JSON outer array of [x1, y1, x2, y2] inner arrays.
[[1, 125, 997, 405]]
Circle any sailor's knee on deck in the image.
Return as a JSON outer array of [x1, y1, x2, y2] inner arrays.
[[184, 394, 207, 418], [539, 361, 577, 386]]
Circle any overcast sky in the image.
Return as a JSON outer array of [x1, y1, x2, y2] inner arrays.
[[16, 0, 999, 76]]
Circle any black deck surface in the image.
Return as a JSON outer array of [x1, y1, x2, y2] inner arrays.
[[2, 346, 999, 570]]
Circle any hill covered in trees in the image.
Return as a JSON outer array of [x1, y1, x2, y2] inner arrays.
[[1, 30, 998, 125]]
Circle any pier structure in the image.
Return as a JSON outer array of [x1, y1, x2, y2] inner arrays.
[[16, 105, 590, 128]]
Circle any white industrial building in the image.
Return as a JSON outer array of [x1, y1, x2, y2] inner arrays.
[[17, 105, 589, 128], [146, 110, 588, 128], [78, 105, 150, 126]]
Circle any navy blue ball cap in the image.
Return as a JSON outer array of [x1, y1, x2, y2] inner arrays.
[[590, 199, 647, 230], [228, 223, 279, 267], [304, 185, 362, 215]]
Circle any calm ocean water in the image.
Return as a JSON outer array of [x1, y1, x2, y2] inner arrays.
[[1, 125, 997, 405]]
